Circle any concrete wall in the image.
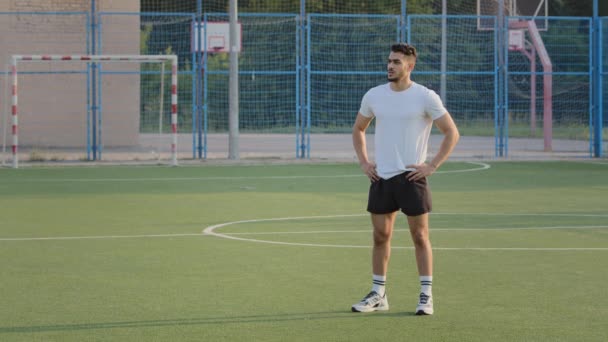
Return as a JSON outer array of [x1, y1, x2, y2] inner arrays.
[[0, 0, 140, 148]]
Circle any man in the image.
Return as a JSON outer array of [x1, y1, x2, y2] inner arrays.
[[351, 43, 459, 315]]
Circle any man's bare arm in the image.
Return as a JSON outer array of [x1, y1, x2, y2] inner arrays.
[[407, 112, 460, 180], [352, 113, 379, 181], [429, 112, 460, 169]]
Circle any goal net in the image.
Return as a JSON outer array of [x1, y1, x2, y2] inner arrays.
[[2, 54, 177, 168]]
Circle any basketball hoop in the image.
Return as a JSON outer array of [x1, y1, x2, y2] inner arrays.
[[508, 29, 525, 50], [477, 0, 548, 31]]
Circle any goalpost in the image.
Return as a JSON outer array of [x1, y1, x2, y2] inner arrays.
[[7, 54, 178, 168]]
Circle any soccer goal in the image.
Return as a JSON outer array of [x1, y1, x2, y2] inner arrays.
[[3, 54, 178, 168]]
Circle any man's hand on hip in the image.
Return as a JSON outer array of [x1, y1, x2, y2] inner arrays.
[[405, 163, 437, 181]]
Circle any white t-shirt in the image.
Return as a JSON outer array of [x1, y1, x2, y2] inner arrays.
[[359, 82, 446, 179]]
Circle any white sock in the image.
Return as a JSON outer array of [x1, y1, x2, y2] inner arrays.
[[420, 275, 433, 296], [372, 274, 386, 296]]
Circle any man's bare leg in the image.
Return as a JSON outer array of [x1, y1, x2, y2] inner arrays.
[[407, 213, 432, 276], [351, 211, 397, 312], [371, 212, 398, 276], [407, 213, 434, 315]]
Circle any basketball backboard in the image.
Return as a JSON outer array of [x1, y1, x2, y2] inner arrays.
[[192, 21, 242, 53], [508, 29, 525, 50], [477, 0, 548, 31]]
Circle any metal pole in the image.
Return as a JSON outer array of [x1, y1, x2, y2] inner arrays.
[[171, 57, 179, 166], [203, 14, 209, 160], [496, 0, 506, 157], [530, 48, 537, 135], [196, 0, 203, 159], [400, 0, 407, 41], [440, 0, 447, 104], [158, 61, 165, 162], [90, 0, 98, 160], [11, 58, 18, 168], [2, 63, 9, 166], [86, 14, 91, 160], [592, 0, 602, 157], [298, 0, 306, 158], [228, 0, 239, 159]]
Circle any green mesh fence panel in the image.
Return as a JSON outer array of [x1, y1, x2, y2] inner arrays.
[[204, 14, 298, 133], [410, 15, 496, 139], [308, 14, 400, 133]]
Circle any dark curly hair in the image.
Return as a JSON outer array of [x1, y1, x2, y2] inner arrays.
[[391, 43, 417, 58]]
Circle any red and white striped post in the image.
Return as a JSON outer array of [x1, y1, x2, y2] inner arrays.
[[10, 54, 178, 168], [11, 57, 18, 169], [171, 59, 178, 166]]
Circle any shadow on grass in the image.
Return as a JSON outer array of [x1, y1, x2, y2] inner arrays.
[[0, 310, 420, 333]]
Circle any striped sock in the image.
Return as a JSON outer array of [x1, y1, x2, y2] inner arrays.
[[420, 276, 433, 295], [372, 274, 386, 296]]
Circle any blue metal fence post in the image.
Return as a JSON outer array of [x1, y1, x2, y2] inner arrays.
[[599, 19, 604, 157], [298, 0, 307, 158], [202, 13, 209, 160], [86, 12, 91, 160], [196, 0, 203, 159], [300, 1, 312, 158], [496, 0, 507, 157], [494, 17, 500, 157], [295, 2, 301, 158], [90, 0, 98, 160], [592, 0, 603, 157], [305, 11, 311, 159], [502, 0, 508, 157], [400, 0, 406, 41]]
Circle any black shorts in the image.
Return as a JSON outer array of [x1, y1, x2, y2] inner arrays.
[[367, 172, 432, 216]]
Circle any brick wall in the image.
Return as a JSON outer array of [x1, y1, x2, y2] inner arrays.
[[0, 0, 141, 148]]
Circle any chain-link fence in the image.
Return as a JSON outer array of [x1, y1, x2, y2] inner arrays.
[[0, 0, 605, 165]]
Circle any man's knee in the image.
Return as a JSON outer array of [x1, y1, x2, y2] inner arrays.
[[373, 229, 392, 245], [410, 229, 430, 247]]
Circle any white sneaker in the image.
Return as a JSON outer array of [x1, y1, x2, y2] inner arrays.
[[351, 291, 389, 313], [415, 292, 433, 315]]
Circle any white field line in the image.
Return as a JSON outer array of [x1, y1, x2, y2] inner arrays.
[[431, 212, 608, 218], [3, 224, 606, 242], [0, 162, 490, 182], [201, 213, 608, 251], [585, 161, 608, 165], [2, 211, 607, 245], [199, 231, 608, 251], [0, 233, 203, 241], [223, 225, 608, 235]]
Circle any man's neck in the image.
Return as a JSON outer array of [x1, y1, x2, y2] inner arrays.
[[389, 78, 413, 92]]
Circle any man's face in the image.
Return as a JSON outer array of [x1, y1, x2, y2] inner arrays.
[[387, 51, 414, 82]]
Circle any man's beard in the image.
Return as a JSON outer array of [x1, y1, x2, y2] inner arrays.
[[387, 71, 399, 82]]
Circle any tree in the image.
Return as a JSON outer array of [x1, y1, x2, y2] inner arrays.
[[550, 0, 594, 16]]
